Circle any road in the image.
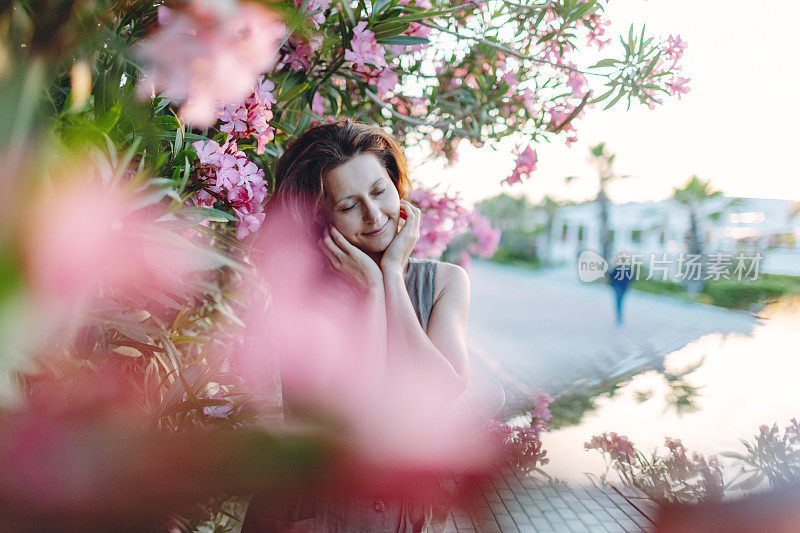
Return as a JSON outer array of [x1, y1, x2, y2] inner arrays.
[[463, 260, 759, 404]]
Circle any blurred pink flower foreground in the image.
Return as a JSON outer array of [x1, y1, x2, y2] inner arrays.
[[135, 0, 286, 127]]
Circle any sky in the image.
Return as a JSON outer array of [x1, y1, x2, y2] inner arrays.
[[409, 0, 800, 208]]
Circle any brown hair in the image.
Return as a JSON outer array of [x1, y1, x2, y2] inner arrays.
[[270, 119, 410, 226]]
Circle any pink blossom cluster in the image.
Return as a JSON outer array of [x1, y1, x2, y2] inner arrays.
[[216, 78, 277, 155], [489, 421, 549, 474], [278, 34, 323, 72], [411, 185, 471, 258], [134, 0, 286, 127], [502, 145, 537, 186], [191, 139, 268, 239], [546, 100, 584, 145], [294, 0, 331, 29], [466, 212, 501, 259], [640, 34, 691, 109], [489, 389, 552, 474], [525, 388, 553, 436], [497, 61, 537, 115], [565, 63, 588, 99], [584, 13, 611, 49], [661, 438, 724, 500], [661, 35, 690, 100], [345, 21, 399, 98], [585, 432, 636, 464]]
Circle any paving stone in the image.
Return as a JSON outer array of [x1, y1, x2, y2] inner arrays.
[[527, 518, 553, 532], [493, 513, 516, 527], [565, 520, 591, 533], [510, 511, 533, 526], [473, 519, 502, 533], [489, 502, 508, 515], [498, 488, 515, 500], [524, 505, 544, 518], [557, 507, 579, 521], [577, 511, 601, 525], [503, 500, 524, 513], [629, 514, 653, 530], [484, 491, 502, 503]]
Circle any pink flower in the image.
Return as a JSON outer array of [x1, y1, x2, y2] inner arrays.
[[374, 68, 399, 97], [294, 0, 331, 29], [662, 34, 688, 64], [193, 140, 224, 166], [566, 64, 588, 98], [584, 14, 611, 50], [585, 432, 636, 465], [312, 92, 326, 115], [467, 213, 501, 259], [215, 78, 277, 155], [191, 139, 269, 238], [134, 0, 286, 127], [234, 203, 266, 239], [666, 76, 691, 99], [502, 145, 537, 186], [279, 35, 322, 72], [345, 21, 387, 70]]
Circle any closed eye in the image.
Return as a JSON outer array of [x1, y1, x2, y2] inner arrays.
[[372, 188, 386, 196]]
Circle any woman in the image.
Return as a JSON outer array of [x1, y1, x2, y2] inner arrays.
[[242, 119, 471, 532]]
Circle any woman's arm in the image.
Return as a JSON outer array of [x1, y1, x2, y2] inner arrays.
[[383, 264, 469, 399], [321, 226, 388, 402], [381, 201, 469, 400]]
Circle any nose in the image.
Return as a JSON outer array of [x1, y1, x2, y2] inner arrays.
[[363, 199, 381, 224]]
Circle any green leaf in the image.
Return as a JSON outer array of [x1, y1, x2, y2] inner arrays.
[[339, 0, 356, 25], [590, 58, 618, 69], [371, 21, 410, 39], [278, 82, 311, 103], [371, 0, 398, 19], [95, 103, 121, 133], [590, 86, 616, 104], [604, 87, 625, 110], [177, 206, 238, 222], [383, 8, 449, 24], [152, 115, 180, 131], [377, 35, 428, 45]]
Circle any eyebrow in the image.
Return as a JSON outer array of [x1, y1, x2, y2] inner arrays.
[[334, 178, 386, 206]]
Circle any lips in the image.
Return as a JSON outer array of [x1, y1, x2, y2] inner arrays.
[[363, 220, 388, 236]]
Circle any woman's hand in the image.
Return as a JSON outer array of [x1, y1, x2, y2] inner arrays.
[[380, 200, 420, 275], [319, 224, 383, 291]]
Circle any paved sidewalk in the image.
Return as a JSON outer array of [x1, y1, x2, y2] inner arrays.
[[452, 261, 763, 531], [444, 467, 657, 533], [467, 261, 759, 402]]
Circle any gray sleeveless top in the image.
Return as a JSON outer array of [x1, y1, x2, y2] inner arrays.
[[404, 258, 438, 331]]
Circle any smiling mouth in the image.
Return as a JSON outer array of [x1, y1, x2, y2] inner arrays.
[[363, 220, 388, 236]]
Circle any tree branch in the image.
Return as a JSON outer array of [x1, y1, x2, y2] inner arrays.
[[363, 89, 470, 135], [422, 20, 600, 76]]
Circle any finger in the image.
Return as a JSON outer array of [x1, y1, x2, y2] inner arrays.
[[329, 225, 357, 256], [322, 231, 347, 261], [318, 236, 342, 265]]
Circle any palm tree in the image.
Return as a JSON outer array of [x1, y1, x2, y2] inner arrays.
[[568, 142, 628, 261], [671, 175, 739, 292]]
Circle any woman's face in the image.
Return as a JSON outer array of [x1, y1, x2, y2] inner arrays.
[[323, 153, 401, 255]]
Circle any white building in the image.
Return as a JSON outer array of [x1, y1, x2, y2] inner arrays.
[[542, 197, 800, 275]]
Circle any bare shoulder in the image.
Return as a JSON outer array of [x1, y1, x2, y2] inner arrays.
[[434, 261, 470, 304]]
